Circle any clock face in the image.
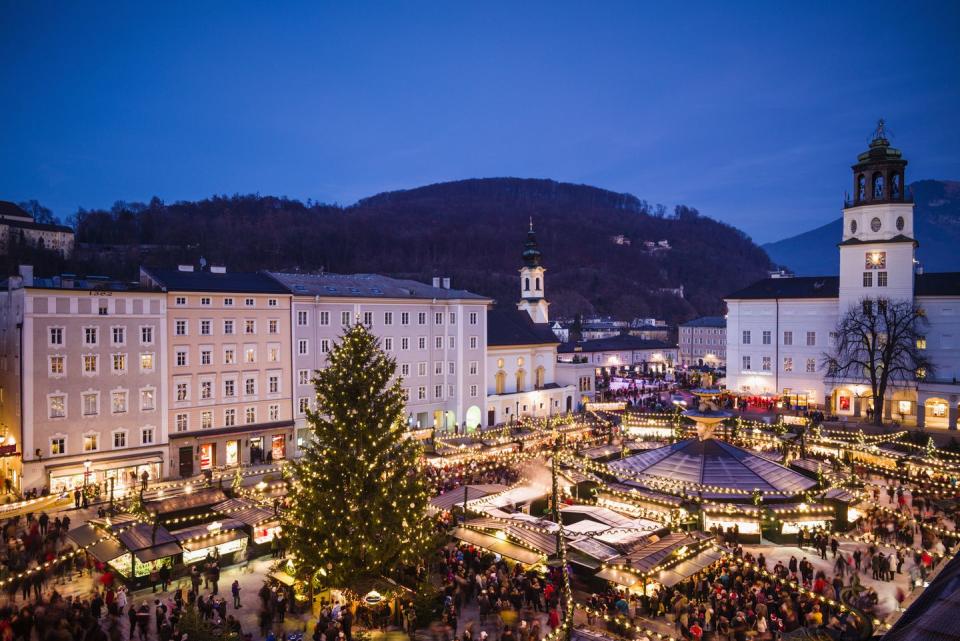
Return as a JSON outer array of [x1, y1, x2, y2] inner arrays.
[[850, 220, 858, 234], [896, 216, 905, 231], [871, 217, 882, 232]]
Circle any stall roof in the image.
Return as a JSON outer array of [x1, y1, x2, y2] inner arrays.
[[568, 537, 621, 563], [171, 518, 246, 543], [595, 526, 661, 548], [179, 529, 247, 552], [823, 488, 858, 503], [430, 485, 509, 512], [594, 566, 642, 588], [67, 523, 104, 548], [564, 520, 610, 534], [453, 526, 543, 565], [213, 498, 276, 526], [612, 533, 700, 574], [464, 518, 558, 555], [134, 542, 183, 563], [561, 505, 636, 527], [88, 538, 128, 564], [467, 484, 547, 509], [144, 488, 229, 515], [654, 547, 723, 587], [117, 523, 178, 552], [600, 483, 684, 507]]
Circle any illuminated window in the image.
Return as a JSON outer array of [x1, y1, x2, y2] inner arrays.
[[916, 336, 927, 350], [83, 433, 98, 452], [931, 402, 947, 418], [865, 251, 886, 269], [897, 400, 912, 415]]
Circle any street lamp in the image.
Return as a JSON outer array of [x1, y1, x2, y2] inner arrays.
[[83, 459, 92, 491]]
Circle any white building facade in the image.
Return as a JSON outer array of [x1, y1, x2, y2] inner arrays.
[[678, 316, 726, 368], [725, 128, 960, 427], [269, 272, 491, 440]]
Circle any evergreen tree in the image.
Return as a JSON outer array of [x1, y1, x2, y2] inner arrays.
[[283, 323, 432, 590]]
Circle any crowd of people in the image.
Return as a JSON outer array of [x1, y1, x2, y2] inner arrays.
[[1, 511, 79, 602], [425, 465, 522, 496]]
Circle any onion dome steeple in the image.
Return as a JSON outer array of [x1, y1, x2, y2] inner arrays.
[[522, 217, 542, 267]]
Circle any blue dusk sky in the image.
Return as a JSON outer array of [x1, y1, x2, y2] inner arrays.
[[2, 1, 959, 243]]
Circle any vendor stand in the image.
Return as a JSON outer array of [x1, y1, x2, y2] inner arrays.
[[213, 497, 281, 545], [172, 519, 249, 565]]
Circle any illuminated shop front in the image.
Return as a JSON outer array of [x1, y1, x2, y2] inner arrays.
[[170, 423, 293, 478], [173, 520, 249, 565], [48, 454, 162, 494], [211, 497, 280, 544]]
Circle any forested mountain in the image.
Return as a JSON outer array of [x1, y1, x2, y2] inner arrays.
[[763, 180, 960, 275], [9, 178, 775, 324]]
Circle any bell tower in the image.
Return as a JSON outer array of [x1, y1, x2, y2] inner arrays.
[[518, 218, 550, 324], [839, 120, 917, 310]]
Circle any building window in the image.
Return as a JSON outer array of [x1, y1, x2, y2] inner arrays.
[[224, 348, 236, 364], [863, 272, 873, 287], [111, 390, 128, 413], [112, 326, 125, 345], [384, 312, 393, 325], [865, 251, 886, 269], [176, 413, 189, 432], [806, 358, 816, 373], [400, 337, 409, 351], [297, 310, 308, 326], [470, 336, 478, 349], [400, 363, 410, 377], [383, 337, 393, 351], [83, 392, 98, 416], [50, 437, 66, 456], [417, 362, 427, 377], [140, 353, 155, 372], [224, 409, 236, 426], [83, 354, 98, 375], [877, 271, 888, 287], [762, 331, 771, 345], [84, 327, 98, 346], [200, 320, 211, 335], [245, 377, 256, 396], [176, 349, 188, 367], [245, 347, 256, 363], [175, 320, 187, 336], [298, 369, 310, 385], [435, 312, 443, 325], [268, 298, 278, 307], [175, 296, 186, 306], [269, 404, 279, 420], [201, 297, 211, 306], [435, 336, 443, 349], [200, 380, 212, 400], [141, 388, 155, 411], [141, 427, 154, 445], [417, 386, 427, 400], [244, 320, 256, 334], [141, 326, 153, 344], [449, 312, 456, 325], [783, 331, 793, 346], [49, 355, 65, 377], [341, 311, 351, 326], [245, 407, 256, 424], [742, 356, 751, 370], [916, 336, 927, 350], [469, 311, 478, 325], [83, 433, 99, 452], [434, 362, 443, 376], [400, 312, 409, 326], [298, 398, 309, 414], [99, 303, 108, 316], [806, 331, 816, 346], [224, 320, 234, 335], [176, 382, 189, 402], [113, 431, 127, 449], [363, 312, 373, 327], [761, 356, 771, 371], [417, 312, 426, 325], [269, 319, 279, 334], [201, 411, 213, 429], [319, 311, 330, 325], [469, 361, 478, 375], [742, 330, 751, 345], [470, 384, 478, 397], [49, 327, 64, 346], [245, 298, 255, 307], [224, 379, 235, 397], [783, 357, 793, 372], [418, 337, 426, 350], [224, 297, 234, 306], [298, 339, 308, 355], [201, 349, 211, 365]]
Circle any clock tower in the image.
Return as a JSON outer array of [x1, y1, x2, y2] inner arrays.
[[517, 219, 550, 324], [838, 120, 917, 312]]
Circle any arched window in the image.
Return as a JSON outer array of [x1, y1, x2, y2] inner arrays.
[[515, 369, 526, 393], [535, 366, 545, 389], [857, 174, 866, 201], [535, 277, 541, 291], [495, 371, 506, 395], [524, 277, 530, 292], [872, 173, 884, 200], [892, 173, 902, 199]]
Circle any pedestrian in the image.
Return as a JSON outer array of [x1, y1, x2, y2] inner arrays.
[[232, 580, 242, 609], [160, 563, 171, 592]]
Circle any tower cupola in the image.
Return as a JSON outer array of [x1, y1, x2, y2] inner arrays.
[[849, 119, 909, 208], [517, 218, 549, 324], [521, 217, 542, 267]]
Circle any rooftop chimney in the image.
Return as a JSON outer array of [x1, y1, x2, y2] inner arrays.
[[210, 266, 227, 274], [442, 277, 451, 289], [177, 265, 195, 272], [432, 277, 441, 288], [18, 265, 34, 287]]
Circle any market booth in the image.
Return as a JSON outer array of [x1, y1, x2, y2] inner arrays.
[[82, 514, 183, 585], [594, 532, 718, 595], [172, 519, 249, 565], [212, 497, 281, 546], [143, 487, 229, 520]]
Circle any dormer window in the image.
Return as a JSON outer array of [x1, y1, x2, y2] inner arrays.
[[850, 220, 857, 234], [870, 217, 882, 232], [896, 216, 904, 231]]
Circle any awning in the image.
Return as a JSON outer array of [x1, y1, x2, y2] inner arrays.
[[67, 524, 104, 548], [134, 542, 182, 563], [269, 571, 296, 586], [453, 526, 543, 565], [89, 539, 128, 564], [180, 529, 246, 552], [594, 566, 642, 588], [654, 547, 723, 587]]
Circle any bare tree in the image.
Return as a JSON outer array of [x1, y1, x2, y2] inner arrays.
[[823, 297, 932, 426]]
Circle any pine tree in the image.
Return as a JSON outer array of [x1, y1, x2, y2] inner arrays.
[[283, 323, 432, 590]]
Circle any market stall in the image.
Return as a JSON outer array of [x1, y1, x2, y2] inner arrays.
[[212, 497, 280, 544], [172, 519, 248, 565]]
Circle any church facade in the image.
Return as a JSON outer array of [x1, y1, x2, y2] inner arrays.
[[726, 126, 960, 428]]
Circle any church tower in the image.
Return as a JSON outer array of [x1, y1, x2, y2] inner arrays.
[[838, 120, 917, 311], [517, 219, 550, 324]]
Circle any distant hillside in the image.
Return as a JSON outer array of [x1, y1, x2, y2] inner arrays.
[[764, 180, 960, 275], [21, 178, 776, 324]]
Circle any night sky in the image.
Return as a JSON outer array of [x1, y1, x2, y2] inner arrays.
[[2, 2, 959, 243]]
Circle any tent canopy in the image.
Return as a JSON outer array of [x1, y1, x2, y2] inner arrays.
[[453, 527, 543, 565]]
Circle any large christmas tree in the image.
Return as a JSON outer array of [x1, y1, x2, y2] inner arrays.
[[283, 323, 432, 590]]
